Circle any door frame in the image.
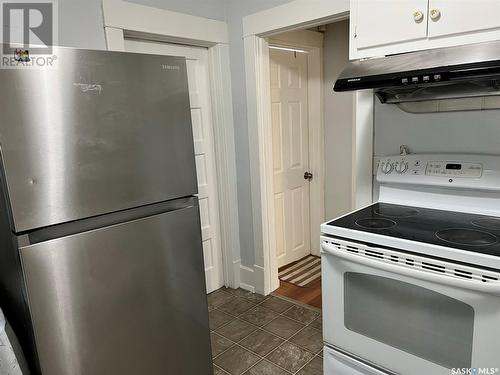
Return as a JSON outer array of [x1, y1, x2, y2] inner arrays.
[[243, 0, 374, 294], [267, 30, 324, 264], [101, 0, 242, 290]]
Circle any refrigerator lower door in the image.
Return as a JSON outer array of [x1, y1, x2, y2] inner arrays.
[[19, 206, 211, 375]]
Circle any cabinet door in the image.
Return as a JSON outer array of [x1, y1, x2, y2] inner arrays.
[[428, 0, 500, 38], [354, 0, 429, 49]]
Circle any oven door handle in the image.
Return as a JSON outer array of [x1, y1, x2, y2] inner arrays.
[[322, 242, 500, 295]]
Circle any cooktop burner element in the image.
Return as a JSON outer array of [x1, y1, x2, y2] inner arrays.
[[355, 217, 396, 229], [472, 218, 500, 231], [325, 203, 500, 257], [375, 206, 420, 218], [435, 228, 499, 247]]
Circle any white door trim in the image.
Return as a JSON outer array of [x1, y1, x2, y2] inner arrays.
[[268, 30, 325, 259], [243, 1, 373, 295], [268, 30, 323, 48], [102, 0, 227, 46], [243, 0, 349, 37], [101, 0, 242, 289]]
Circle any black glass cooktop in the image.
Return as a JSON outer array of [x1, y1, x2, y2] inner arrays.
[[327, 203, 500, 257]]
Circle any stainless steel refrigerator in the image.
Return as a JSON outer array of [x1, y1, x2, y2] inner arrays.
[[0, 47, 212, 374]]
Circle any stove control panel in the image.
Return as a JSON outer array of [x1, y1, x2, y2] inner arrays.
[[378, 156, 484, 178], [425, 161, 483, 178], [376, 154, 500, 205], [375, 153, 500, 189]]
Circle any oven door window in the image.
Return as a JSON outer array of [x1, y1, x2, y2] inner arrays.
[[344, 272, 474, 369]]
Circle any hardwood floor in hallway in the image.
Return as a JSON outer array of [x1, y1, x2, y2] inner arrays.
[[274, 278, 322, 309]]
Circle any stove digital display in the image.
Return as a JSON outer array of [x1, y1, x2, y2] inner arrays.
[[446, 163, 462, 170]]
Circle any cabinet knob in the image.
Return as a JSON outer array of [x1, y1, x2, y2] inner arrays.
[[430, 8, 441, 20], [413, 11, 424, 23]]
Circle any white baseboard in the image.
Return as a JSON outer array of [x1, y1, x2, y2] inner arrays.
[[253, 264, 265, 295], [230, 259, 241, 289], [253, 263, 279, 295], [239, 264, 255, 293], [239, 282, 255, 293]]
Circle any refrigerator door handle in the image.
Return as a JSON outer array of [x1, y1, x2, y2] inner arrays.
[[27, 196, 198, 245]]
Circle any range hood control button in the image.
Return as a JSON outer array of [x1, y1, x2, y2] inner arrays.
[[411, 77, 419, 83], [422, 76, 430, 82], [433, 74, 441, 81], [401, 78, 409, 84]]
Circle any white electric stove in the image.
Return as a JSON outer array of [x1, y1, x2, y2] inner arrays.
[[321, 153, 500, 375]]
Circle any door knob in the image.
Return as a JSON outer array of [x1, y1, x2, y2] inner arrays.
[[430, 9, 441, 20], [413, 11, 424, 23], [304, 172, 313, 181]]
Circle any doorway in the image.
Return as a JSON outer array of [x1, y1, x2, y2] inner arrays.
[[266, 30, 324, 308], [270, 46, 312, 268], [270, 22, 353, 309], [124, 39, 224, 293]]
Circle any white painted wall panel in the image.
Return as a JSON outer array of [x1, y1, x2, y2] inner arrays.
[[323, 20, 355, 220], [374, 101, 500, 157]]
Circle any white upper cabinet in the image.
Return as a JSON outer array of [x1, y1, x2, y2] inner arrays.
[[351, 0, 500, 59], [427, 0, 500, 38], [355, 0, 429, 49]]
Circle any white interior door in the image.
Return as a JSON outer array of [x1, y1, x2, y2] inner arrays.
[[270, 48, 311, 268], [124, 39, 224, 293]]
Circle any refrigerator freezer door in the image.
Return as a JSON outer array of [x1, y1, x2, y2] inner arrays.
[[19, 206, 211, 375], [0, 47, 197, 232]]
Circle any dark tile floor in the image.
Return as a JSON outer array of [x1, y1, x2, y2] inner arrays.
[[208, 288, 323, 375]]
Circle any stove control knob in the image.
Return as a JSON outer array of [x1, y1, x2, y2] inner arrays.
[[395, 161, 409, 174], [381, 161, 394, 174]]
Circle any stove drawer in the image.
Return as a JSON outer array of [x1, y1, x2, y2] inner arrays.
[[324, 346, 392, 375]]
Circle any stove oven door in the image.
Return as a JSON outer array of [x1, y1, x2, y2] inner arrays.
[[321, 236, 500, 375]]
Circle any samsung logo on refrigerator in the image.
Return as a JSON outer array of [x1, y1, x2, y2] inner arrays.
[[161, 64, 180, 71], [347, 78, 361, 82]]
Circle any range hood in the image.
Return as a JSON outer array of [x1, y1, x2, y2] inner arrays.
[[334, 41, 500, 103]]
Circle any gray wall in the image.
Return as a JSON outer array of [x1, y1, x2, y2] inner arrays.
[[225, 0, 292, 267], [57, 0, 227, 50], [58, 0, 107, 49], [129, 0, 226, 20], [323, 20, 355, 220], [374, 101, 500, 156]]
